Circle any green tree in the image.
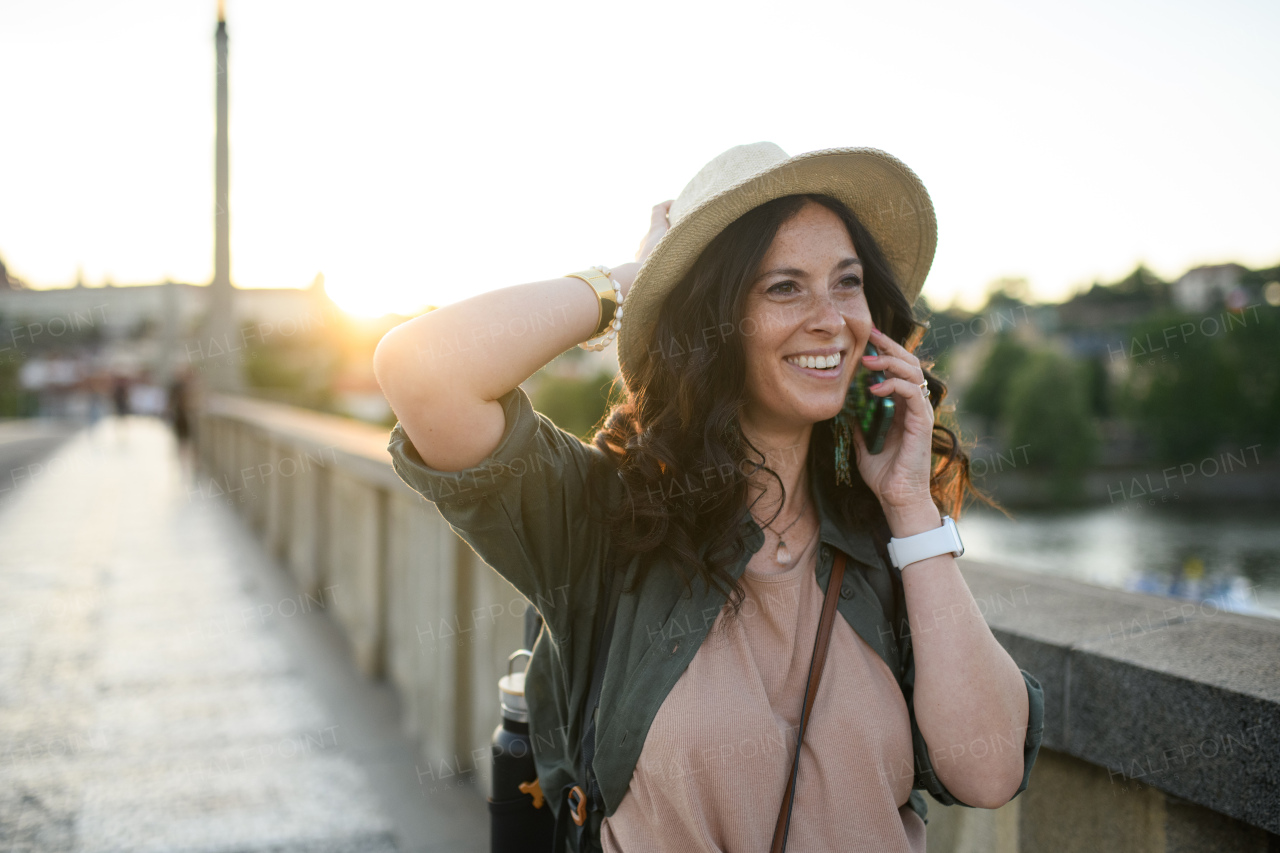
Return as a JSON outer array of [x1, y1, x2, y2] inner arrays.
[[1083, 357, 1110, 418], [982, 277, 1031, 311], [1004, 350, 1099, 503], [0, 312, 36, 417], [0, 351, 22, 417], [1120, 306, 1280, 460], [1112, 264, 1169, 300], [530, 369, 619, 439], [962, 333, 1030, 431]]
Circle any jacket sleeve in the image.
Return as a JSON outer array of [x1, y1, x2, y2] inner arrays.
[[385, 385, 612, 642], [907, 654, 1046, 808]]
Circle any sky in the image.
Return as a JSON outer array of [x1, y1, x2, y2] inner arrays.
[[1, 0, 1277, 317]]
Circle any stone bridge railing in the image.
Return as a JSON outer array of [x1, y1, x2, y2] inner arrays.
[[195, 394, 1279, 853]]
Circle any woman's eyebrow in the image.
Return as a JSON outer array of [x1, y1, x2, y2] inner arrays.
[[754, 257, 863, 282]]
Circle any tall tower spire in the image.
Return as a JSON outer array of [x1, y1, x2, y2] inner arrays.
[[214, 6, 229, 296], [205, 0, 242, 391]]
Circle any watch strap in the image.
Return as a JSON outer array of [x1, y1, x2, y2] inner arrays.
[[887, 515, 964, 570]]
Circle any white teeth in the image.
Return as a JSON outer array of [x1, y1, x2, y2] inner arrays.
[[786, 352, 841, 369]]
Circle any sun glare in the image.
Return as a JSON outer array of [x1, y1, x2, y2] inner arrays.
[[325, 279, 426, 320]]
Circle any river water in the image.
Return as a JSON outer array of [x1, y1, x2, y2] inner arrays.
[[958, 501, 1280, 619]]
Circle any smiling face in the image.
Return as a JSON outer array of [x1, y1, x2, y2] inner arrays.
[[739, 200, 874, 433]]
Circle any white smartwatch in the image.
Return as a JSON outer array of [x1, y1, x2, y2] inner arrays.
[[887, 515, 964, 570]]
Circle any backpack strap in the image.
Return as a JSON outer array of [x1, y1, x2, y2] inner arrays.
[[552, 545, 620, 852]]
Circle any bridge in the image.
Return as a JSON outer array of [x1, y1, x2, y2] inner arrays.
[[0, 417, 485, 852], [2, 403, 1276, 852]]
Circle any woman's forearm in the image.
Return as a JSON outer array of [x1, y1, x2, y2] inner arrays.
[[373, 262, 639, 468], [377, 262, 637, 403], [885, 504, 1029, 808], [374, 201, 670, 472]]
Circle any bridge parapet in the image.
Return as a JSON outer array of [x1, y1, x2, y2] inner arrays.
[[195, 395, 1279, 852]]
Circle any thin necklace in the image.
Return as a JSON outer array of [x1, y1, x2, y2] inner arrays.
[[755, 494, 811, 566]]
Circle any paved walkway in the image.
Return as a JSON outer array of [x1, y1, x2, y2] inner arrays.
[[0, 417, 487, 852]]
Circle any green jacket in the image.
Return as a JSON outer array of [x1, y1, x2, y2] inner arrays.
[[387, 386, 1045, 843]]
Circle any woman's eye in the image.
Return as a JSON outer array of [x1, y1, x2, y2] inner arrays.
[[766, 275, 860, 295]]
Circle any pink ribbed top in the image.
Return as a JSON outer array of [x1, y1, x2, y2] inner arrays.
[[600, 525, 926, 853]]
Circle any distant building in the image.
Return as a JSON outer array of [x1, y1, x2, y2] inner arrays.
[[1172, 263, 1246, 312], [0, 278, 336, 344], [0, 276, 341, 393]]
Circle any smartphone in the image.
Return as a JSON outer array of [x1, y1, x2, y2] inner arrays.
[[846, 342, 895, 454]]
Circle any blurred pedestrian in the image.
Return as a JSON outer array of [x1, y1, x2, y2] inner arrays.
[[167, 370, 194, 478], [112, 374, 131, 444], [167, 374, 191, 443], [111, 375, 130, 418]]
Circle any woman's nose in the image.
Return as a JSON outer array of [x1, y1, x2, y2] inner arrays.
[[807, 290, 846, 334]]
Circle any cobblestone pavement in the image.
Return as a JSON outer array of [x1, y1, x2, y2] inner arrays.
[[0, 418, 408, 852]]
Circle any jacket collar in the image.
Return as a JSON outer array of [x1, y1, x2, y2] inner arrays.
[[736, 444, 886, 574]]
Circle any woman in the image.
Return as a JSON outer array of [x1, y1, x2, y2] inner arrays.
[[375, 142, 1044, 853]]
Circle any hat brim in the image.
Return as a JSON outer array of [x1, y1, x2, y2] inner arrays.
[[618, 147, 937, 395]]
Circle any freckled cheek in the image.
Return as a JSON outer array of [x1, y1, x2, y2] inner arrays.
[[744, 354, 788, 403], [845, 299, 873, 333], [740, 320, 782, 366]]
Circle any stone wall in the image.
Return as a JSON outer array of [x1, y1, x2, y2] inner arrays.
[[195, 394, 527, 803], [195, 395, 1280, 851]]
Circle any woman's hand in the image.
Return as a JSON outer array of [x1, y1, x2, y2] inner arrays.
[[603, 202, 675, 298], [852, 327, 941, 537], [635, 200, 674, 264]]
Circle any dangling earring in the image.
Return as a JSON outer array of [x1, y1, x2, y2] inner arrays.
[[829, 314, 854, 483], [831, 379, 859, 487]]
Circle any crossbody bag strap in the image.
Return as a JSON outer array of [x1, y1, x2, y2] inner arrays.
[[770, 549, 848, 853]]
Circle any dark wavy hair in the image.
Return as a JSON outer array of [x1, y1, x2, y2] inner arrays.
[[587, 193, 991, 618]]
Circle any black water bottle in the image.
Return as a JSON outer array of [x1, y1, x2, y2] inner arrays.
[[490, 650, 554, 853]]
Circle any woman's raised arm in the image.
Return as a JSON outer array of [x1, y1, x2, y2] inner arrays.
[[373, 201, 671, 472]]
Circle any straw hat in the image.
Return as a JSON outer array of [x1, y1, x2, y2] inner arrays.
[[617, 141, 937, 394]]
